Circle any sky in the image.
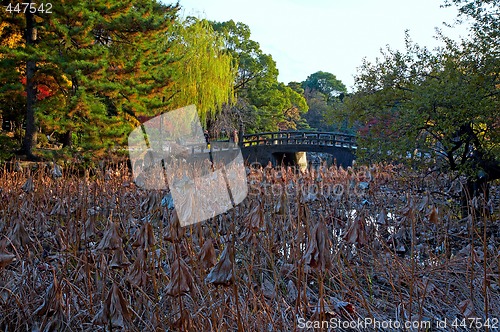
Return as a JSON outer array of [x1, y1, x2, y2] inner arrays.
[[175, 0, 470, 92]]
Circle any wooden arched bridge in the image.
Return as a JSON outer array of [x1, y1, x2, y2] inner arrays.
[[238, 131, 356, 167], [135, 130, 356, 171]]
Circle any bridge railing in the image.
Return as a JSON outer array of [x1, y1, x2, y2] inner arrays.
[[241, 131, 356, 149], [143, 141, 239, 156], [145, 131, 356, 155]]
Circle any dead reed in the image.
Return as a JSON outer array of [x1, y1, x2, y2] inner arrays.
[[0, 161, 498, 331]]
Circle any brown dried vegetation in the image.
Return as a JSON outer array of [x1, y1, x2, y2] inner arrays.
[[0, 161, 499, 331]]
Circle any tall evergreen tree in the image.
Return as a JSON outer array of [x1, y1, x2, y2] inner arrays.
[[40, 0, 180, 154], [0, 7, 25, 136]]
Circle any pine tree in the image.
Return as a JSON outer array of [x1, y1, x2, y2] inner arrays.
[[36, 0, 180, 155], [0, 9, 24, 133], [1, 1, 236, 160]]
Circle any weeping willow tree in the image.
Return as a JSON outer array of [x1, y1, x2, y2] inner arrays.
[[166, 17, 236, 126]]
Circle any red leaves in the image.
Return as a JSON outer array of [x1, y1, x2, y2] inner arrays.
[[20, 76, 55, 101], [37, 84, 53, 100]]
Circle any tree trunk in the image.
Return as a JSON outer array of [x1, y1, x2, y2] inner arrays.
[[20, 7, 38, 161], [460, 159, 499, 217], [61, 131, 73, 148], [460, 177, 489, 217]]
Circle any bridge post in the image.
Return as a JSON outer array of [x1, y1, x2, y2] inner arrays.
[[238, 123, 243, 147]]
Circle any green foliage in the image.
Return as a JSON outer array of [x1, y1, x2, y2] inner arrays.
[[0, 6, 28, 141], [167, 17, 236, 126], [0, 133, 18, 161], [444, 0, 499, 42], [301, 71, 347, 131], [302, 71, 347, 99], [278, 82, 310, 130], [302, 89, 330, 131], [0, 1, 236, 159], [211, 20, 271, 91], [210, 20, 308, 133], [0, 0, 178, 157]]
